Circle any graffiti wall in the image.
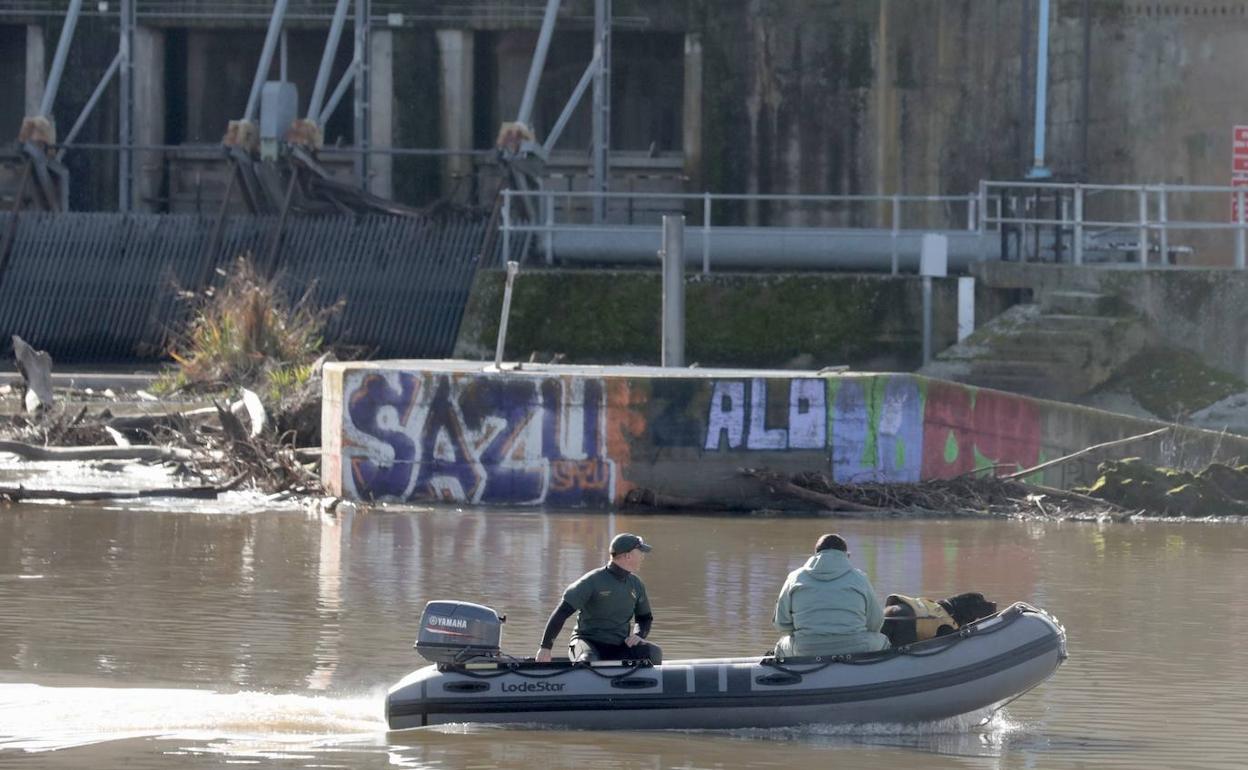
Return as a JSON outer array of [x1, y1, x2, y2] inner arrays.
[[699, 376, 1041, 483], [341, 371, 621, 506], [329, 365, 1059, 506]]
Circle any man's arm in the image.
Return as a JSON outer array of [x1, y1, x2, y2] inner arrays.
[[535, 601, 576, 661], [773, 578, 795, 633], [624, 581, 653, 647], [863, 581, 885, 633]]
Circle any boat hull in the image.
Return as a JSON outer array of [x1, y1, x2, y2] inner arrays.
[[386, 603, 1065, 731]]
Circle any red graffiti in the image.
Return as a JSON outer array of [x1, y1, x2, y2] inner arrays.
[[921, 382, 1042, 479]]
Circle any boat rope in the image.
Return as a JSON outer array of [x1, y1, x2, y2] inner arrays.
[[443, 657, 652, 683]]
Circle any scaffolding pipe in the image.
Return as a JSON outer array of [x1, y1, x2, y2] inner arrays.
[[516, 0, 561, 128], [39, 0, 83, 117], [244, 0, 291, 123], [307, 0, 351, 121]]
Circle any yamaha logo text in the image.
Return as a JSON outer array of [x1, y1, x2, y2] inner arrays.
[[427, 615, 469, 629]]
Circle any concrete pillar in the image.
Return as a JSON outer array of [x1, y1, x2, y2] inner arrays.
[[25, 24, 45, 117], [436, 29, 474, 201], [368, 28, 393, 199], [186, 32, 208, 141], [682, 33, 702, 192], [133, 27, 165, 211]]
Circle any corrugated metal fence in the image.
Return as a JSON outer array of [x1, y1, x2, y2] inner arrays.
[[0, 212, 487, 361]]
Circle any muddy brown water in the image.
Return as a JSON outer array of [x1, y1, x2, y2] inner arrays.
[[2, 504, 1246, 769]]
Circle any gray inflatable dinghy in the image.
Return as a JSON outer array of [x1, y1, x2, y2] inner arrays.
[[386, 600, 1066, 730]]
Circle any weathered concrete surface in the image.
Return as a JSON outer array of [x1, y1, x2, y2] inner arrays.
[[322, 361, 1248, 507], [920, 294, 1148, 401], [975, 262, 1248, 383], [453, 268, 1016, 371]]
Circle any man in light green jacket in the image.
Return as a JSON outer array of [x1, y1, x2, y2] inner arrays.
[[772, 533, 889, 658]]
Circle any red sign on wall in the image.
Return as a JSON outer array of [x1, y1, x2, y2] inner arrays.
[[1232, 126, 1248, 221]]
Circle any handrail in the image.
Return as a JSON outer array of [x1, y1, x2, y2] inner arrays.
[[499, 188, 980, 273], [979, 180, 1248, 268]]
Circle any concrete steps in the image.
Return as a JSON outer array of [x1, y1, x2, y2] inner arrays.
[[920, 288, 1147, 401]]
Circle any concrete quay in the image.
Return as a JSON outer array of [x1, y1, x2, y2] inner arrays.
[[322, 360, 1248, 508]]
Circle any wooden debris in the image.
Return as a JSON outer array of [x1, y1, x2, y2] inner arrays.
[[12, 335, 53, 413]]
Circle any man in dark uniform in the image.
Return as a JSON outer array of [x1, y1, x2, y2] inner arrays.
[[534, 532, 662, 664]]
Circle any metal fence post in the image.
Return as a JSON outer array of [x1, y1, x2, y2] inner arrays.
[[1073, 184, 1083, 266], [966, 194, 976, 231], [702, 191, 711, 274], [501, 190, 512, 268], [978, 180, 988, 235], [1137, 187, 1148, 267], [1238, 189, 1246, 270], [544, 189, 554, 265], [890, 195, 900, 275], [661, 215, 686, 367], [494, 260, 520, 367], [1157, 184, 1168, 266]]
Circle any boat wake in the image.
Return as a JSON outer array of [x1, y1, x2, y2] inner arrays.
[[0, 682, 387, 753], [722, 710, 1028, 758]]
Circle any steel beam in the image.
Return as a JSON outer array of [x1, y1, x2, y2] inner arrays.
[[59, 51, 121, 153], [39, 0, 83, 117], [319, 58, 360, 126], [591, 0, 611, 222], [119, 0, 134, 211], [542, 53, 599, 155], [353, 0, 370, 188], [307, 0, 351, 121], [516, 0, 561, 128], [243, 0, 290, 123]]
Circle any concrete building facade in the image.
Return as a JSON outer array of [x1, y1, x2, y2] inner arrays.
[[1, 1, 1247, 263]]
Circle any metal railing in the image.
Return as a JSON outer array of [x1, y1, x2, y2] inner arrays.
[[979, 180, 1248, 268], [0, 0, 650, 24], [499, 188, 980, 273]]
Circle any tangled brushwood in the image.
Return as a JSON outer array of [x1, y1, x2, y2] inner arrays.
[[2, 256, 343, 499], [162, 255, 342, 396]]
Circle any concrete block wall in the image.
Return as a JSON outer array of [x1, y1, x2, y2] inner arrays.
[[323, 361, 1248, 507]]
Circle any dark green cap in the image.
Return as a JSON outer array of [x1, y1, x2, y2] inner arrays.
[[610, 532, 653, 555]]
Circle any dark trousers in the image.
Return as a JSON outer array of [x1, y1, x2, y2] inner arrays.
[[570, 638, 663, 664]]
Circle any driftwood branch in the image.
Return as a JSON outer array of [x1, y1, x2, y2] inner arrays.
[[0, 472, 248, 503], [742, 468, 884, 513], [1003, 426, 1172, 480], [12, 335, 53, 412], [0, 439, 195, 462]]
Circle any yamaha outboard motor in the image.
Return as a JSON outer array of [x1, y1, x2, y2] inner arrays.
[[415, 600, 505, 664]]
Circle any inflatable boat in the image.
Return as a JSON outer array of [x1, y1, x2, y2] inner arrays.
[[385, 600, 1066, 730]]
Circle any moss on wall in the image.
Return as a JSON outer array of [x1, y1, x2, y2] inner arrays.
[[455, 268, 998, 370]]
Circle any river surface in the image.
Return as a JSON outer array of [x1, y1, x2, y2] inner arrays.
[[1, 501, 1246, 769]]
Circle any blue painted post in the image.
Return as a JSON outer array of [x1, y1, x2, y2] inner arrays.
[[1027, 0, 1052, 179]]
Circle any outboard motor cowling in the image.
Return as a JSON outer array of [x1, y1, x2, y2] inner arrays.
[[415, 600, 504, 664]]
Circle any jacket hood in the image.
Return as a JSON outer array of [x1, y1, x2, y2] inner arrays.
[[803, 549, 854, 580]]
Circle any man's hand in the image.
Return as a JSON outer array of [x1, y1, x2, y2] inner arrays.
[[535, 647, 552, 663], [624, 633, 643, 647]]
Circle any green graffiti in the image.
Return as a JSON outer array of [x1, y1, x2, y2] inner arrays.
[[895, 438, 905, 470], [943, 430, 958, 464], [973, 447, 994, 473], [859, 377, 885, 469]]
